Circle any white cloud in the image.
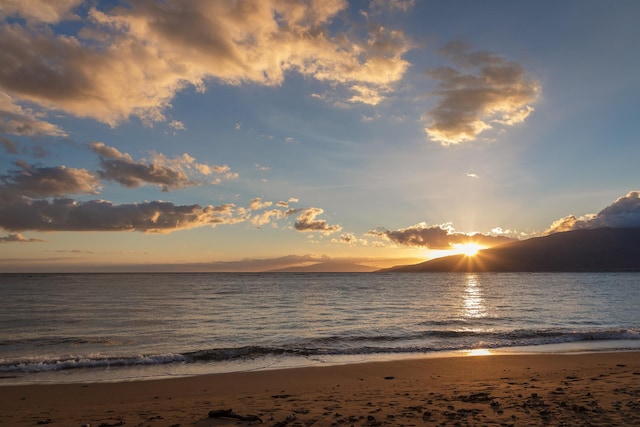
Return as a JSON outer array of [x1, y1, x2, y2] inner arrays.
[[545, 191, 640, 234], [169, 120, 186, 131]]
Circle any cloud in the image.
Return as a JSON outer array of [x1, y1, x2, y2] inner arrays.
[[91, 142, 235, 191], [168, 120, 186, 131], [0, 198, 241, 233], [0, 91, 67, 137], [367, 222, 514, 249], [248, 197, 273, 211], [251, 209, 287, 227], [0, 0, 410, 126], [0, 233, 45, 243], [370, 0, 415, 13], [0, 192, 339, 236], [0, 137, 49, 157], [465, 172, 479, 178], [1, 137, 18, 154], [0, 160, 100, 201], [349, 84, 385, 105], [0, 0, 83, 24], [334, 232, 368, 246], [424, 41, 540, 145], [545, 191, 640, 234], [294, 207, 342, 235]]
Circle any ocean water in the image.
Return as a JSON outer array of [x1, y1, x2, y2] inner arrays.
[[1, 272, 640, 384]]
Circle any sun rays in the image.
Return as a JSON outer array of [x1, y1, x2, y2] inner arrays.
[[456, 242, 484, 257]]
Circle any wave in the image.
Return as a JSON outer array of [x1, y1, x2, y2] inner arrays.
[[0, 353, 187, 375], [2, 328, 638, 375]]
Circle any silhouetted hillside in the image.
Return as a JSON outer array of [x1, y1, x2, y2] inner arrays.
[[381, 228, 640, 272], [268, 261, 377, 273]]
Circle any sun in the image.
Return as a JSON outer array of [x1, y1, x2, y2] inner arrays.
[[456, 243, 484, 257]]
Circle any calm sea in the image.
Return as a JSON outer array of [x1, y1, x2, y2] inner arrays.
[[1, 272, 639, 384]]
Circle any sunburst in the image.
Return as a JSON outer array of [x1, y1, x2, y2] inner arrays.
[[456, 243, 484, 257]]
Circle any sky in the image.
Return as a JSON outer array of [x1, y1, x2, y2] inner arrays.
[[1, 0, 640, 272]]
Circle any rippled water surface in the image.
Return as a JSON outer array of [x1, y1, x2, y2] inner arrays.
[[1, 272, 639, 383]]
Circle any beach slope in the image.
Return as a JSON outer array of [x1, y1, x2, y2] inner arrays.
[[2, 352, 640, 426]]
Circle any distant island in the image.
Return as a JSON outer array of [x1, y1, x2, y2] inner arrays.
[[380, 227, 640, 272]]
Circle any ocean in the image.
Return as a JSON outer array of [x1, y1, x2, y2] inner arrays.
[[1, 272, 640, 384]]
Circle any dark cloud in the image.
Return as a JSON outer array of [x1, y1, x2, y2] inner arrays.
[[0, 138, 51, 158], [91, 142, 234, 191], [0, 137, 18, 154], [0, 233, 45, 243], [0, 150, 310, 236], [0, 198, 240, 233], [545, 191, 640, 234], [367, 222, 514, 249], [0, 160, 100, 201], [294, 207, 342, 235], [424, 41, 540, 145]]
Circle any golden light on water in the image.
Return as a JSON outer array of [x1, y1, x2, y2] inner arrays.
[[461, 274, 492, 356], [467, 348, 492, 356], [462, 273, 486, 318]]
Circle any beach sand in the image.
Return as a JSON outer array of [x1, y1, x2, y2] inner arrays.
[[2, 352, 640, 426]]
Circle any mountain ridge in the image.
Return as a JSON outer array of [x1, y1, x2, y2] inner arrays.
[[379, 227, 640, 272]]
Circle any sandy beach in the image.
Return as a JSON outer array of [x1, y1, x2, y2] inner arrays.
[[2, 352, 640, 426]]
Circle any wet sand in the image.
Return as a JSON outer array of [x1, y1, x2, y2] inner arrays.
[[2, 352, 640, 426]]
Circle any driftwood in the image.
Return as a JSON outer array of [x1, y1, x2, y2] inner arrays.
[[208, 409, 263, 423]]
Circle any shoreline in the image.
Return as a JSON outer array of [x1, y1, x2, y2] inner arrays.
[[2, 351, 640, 426], [4, 339, 640, 386]]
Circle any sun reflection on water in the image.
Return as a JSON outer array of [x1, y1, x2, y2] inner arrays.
[[467, 348, 492, 356], [463, 273, 486, 319]]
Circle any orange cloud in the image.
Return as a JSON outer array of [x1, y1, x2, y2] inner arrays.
[[0, 1, 410, 126], [294, 207, 342, 235], [0, 0, 82, 24], [424, 41, 540, 145], [0, 92, 66, 137], [368, 222, 514, 249]]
